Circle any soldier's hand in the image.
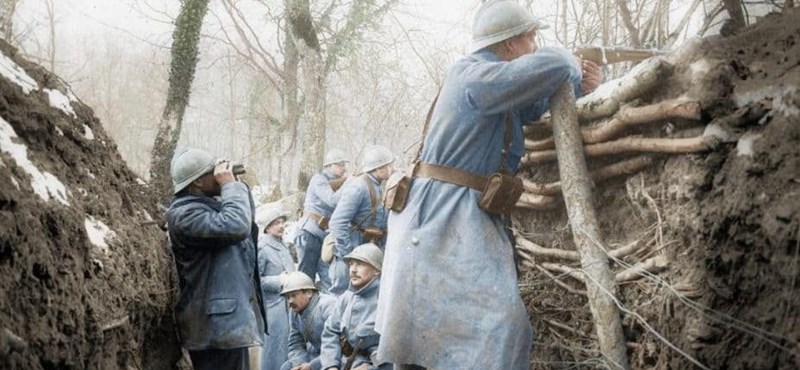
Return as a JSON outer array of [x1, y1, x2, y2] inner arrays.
[[213, 160, 235, 186], [352, 364, 370, 370], [580, 59, 603, 95], [290, 364, 312, 370]]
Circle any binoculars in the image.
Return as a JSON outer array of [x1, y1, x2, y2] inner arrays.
[[232, 163, 246, 175]]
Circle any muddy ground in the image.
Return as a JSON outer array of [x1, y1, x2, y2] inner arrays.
[[517, 8, 800, 370], [0, 40, 181, 369]]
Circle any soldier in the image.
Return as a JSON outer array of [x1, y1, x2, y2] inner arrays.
[[166, 148, 266, 370], [295, 149, 350, 292], [279, 272, 337, 370], [320, 244, 389, 370], [327, 146, 393, 296], [256, 207, 296, 370], [375, 1, 602, 369]]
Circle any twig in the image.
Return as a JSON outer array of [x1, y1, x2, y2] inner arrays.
[[615, 255, 670, 282], [101, 315, 130, 332], [532, 262, 587, 296]]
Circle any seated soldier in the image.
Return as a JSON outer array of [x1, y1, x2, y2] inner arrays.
[[280, 272, 337, 370], [319, 244, 389, 370]]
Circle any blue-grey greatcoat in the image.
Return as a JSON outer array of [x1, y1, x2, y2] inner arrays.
[[320, 278, 389, 370], [167, 182, 267, 351], [328, 174, 388, 295], [258, 234, 296, 370], [375, 47, 583, 369], [279, 293, 337, 370], [295, 169, 341, 291]]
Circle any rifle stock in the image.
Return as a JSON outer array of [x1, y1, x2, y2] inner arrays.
[[574, 46, 666, 66]]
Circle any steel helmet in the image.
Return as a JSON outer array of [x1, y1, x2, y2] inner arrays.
[[344, 243, 384, 272], [361, 145, 394, 173], [170, 147, 216, 194], [255, 206, 287, 230], [323, 149, 349, 167], [470, 0, 548, 53], [280, 271, 317, 295]]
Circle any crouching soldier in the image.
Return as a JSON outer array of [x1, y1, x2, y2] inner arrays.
[[279, 272, 337, 370], [295, 149, 350, 292], [320, 243, 390, 370], [328, 146, 393, 295]]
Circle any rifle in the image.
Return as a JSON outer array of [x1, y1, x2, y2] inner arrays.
[[574, 46, 666, 66]]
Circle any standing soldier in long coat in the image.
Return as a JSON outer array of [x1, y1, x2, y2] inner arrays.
[[279, 272, 337, 370], [295, 149, 350, 292], [256, 207, 296, 370], [328, 146, 393, 296], [375, 1, 602, 369]]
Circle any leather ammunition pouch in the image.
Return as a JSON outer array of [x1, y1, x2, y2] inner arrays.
[[304, 211, 329, 230], [383, 172, 411, 212], [340, 335, 354, 357], [360, 227, 387, 243], [478, 172, 524, 215]]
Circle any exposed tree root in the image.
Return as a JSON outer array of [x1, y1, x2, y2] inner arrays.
[[523, 156, 654, 196]]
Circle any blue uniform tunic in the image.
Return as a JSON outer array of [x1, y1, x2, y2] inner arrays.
[[258, 234, 296, 370], [375, 47, 582, 369], [320, 278, 388, 370], [295, 169, 341, 292], [280, 293, 337, 370], [166, 182, 266, 351], [327, 174, 388, 295]]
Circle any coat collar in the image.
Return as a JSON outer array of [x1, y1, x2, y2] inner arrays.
[[300, 292, 321, 319], [470, 48, 501, 63], [263, 234, 286, 251], [350, 276, 380, 297]]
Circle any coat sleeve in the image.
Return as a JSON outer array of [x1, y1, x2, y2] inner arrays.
[[286, 315, 309, 366], [319, 297, 346, 370], [328, 182, 367, 256], [310, 174, 339, 209], [463, 47, 582, 116], [170, 182, 253, 249], [258, 247, 284, 294]]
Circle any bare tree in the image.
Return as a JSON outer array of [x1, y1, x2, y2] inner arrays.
[[0, 0, 18, 41], [149, 0, 211, 202]]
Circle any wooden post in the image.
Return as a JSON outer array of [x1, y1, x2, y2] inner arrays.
[[550, 83, 631, 369]]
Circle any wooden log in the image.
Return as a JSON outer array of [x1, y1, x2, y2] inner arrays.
[[522, 135, 716, 166], [523, 155, 653, 196], [515, 192, 558, 210], [517, 236, 580, 261], [615, 255, 669, 282], [550, 83, 630, 368], [525, 99, 702, 151]]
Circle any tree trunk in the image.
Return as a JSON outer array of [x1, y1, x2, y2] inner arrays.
[[149, 0, 211, 203], [0, 0, 18, 41], [722, 0, 747, 33], [286, 0, 326, 192], [550, 83, 630, 369], [281, 17, 301, 193]]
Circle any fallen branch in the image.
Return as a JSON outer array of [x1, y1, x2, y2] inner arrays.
[[541, 262, 585, 283], [515, 192, 558, 210], [542, 317, 592, 337], [608, 239, 646, 260], [532, 263, 587, 296], [525, 99, 702, 151], [523, 156, 654, 196], [522, 135, 716, 166], [517, 236, 580, 261], [615, 255, 669, 282]]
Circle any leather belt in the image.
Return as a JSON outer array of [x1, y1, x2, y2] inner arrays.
[[413, 162, 488, 191], [304, 211, 329, 230]]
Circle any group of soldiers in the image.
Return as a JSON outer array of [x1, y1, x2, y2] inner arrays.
[[256, 145, 395, 370], [165, 1, 603, 370]]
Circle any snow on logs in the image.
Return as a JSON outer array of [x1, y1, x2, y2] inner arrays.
[[516, 57, 716, 208]]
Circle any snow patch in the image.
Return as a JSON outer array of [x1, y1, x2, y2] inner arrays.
[[85, 216, 116, 253], [736, 132, 761, 157], [10, 176, 19, 190], [0, 116, 69, 205], [735, 85, 798, 113], [55, 127, 64, 136], [44, 88, 77, 117], [135, 177, 146, 185], [83, 124, 94, 140], [0, 53, 38, 94], [85, 169, 96, 179], [689, 59, 712, 79], [703, 122, 736, 143]]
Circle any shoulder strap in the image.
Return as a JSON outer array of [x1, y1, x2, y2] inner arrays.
[[414, 92, 440, 164], [360, 175, 379, 226], [499, 114, 513, 174]]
